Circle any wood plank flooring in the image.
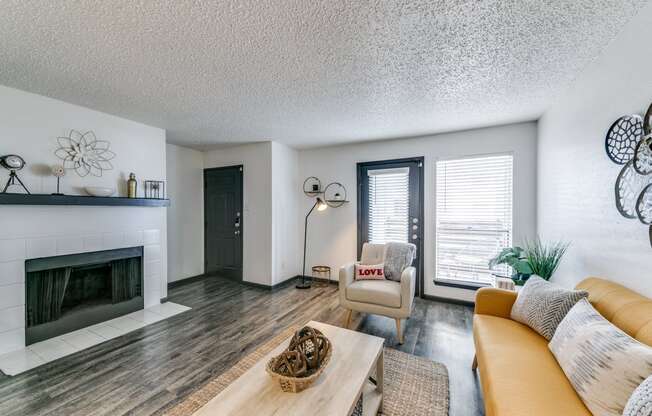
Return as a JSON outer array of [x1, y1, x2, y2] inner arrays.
[[0, 275, 483, 416]]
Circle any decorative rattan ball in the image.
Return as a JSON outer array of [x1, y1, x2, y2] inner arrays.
[[288, 326, 332, 371], [270, 350, 308, 378]]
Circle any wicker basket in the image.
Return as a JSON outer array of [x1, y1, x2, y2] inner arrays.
[[265, 346, 332, 393]]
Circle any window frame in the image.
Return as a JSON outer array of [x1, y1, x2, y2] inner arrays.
[[433, 151, 515, 289]]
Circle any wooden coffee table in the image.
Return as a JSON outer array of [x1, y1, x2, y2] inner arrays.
[[193, 321, 385, 416]]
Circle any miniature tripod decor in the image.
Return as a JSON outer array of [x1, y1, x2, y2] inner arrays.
[[1, 154, 30, 194]]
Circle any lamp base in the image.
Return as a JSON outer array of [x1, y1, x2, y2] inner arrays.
[[295, 279, 312, 289]]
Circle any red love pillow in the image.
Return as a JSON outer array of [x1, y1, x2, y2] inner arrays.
[[355, 263, 385, 280]]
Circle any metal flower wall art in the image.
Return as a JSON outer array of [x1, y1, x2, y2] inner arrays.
[[608, 102, 652, 246], [54, 130, 116, 177]]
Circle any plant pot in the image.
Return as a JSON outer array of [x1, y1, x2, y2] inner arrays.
[[512, 273, 532, 286]]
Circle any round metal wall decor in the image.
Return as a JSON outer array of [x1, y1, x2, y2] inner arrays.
[[633, 134, 652, 175], [323, 182, 347, 208], [615, 160, 652, 219], [636, 184, 652, 224], [605, 115, 643, 164], [303, 176, 322, 196], [55, 130, 115, 177]]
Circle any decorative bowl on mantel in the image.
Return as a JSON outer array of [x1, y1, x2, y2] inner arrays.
[[84, 187, 116, 197]]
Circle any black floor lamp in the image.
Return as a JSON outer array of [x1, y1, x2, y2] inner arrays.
[[297, 197, 328, 289]]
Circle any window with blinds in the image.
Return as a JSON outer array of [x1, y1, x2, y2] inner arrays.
[[368, 167, 410, 244], [435, 154, 513, 286]]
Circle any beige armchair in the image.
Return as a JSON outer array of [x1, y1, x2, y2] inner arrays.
[[339, 243, 416, 344]]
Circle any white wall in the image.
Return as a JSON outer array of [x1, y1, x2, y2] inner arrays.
[[298, 122, 538, 301], [166, 144, 204, 282], [271, 142, 301, 284], [203, 142, 273, 285], [538, 3, 652, 297], [0, 85, 167, 354]]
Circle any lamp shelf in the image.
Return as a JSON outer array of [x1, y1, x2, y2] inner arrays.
[[0, 193, 170, 207]]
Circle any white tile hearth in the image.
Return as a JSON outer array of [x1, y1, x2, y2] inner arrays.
[[128, 309, 166, 325], [0, 302, 190, 376], [29, 337, 77, 361], [60, 329, 105, 350], [147, 301, 190, 318], [86, 322, 124, 340], [0, 349, 44, 376]]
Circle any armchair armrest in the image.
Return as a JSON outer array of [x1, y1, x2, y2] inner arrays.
[[339, 262, 356, 305], [474, 287, 518, 319], [400, 266, 416, 312]]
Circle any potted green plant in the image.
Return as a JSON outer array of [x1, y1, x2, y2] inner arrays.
[[489, 239, 569, 285], [524, 238, 569, 281], [488, 246, 533, 285]]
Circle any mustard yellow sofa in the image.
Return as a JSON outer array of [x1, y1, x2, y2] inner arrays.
[[473, 277, 652, 416]]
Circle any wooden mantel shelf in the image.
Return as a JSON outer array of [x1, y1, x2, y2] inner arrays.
[[0, 193, 170, 207]]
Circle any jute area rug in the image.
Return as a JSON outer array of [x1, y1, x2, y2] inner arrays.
[[162, 325, 449, 416]]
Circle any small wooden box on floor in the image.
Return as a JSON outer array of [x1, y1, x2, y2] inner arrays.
[[193, 321, 384, 416]]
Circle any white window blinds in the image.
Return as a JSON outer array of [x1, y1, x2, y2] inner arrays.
[[368, 167, 409, 244], [435, 154, 513, 285]]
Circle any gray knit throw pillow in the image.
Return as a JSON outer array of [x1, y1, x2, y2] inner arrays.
[[383, 242, 416, 282], [624, 375, 652, 416], [510, 275, 588, 340]]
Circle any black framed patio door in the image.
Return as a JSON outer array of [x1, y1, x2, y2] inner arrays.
[[357, 157, 424, 296], [204, 165, 243, 281]]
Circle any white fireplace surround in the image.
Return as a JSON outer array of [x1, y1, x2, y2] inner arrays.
[[0, 226, 165, 356]]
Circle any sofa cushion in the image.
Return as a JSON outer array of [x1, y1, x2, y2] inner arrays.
[[510, 275, 588, 340], [549, 299, 652, 416], [346, 280, 401, 308], [473, 314, 591, 416], [624, 375, 652, 416]]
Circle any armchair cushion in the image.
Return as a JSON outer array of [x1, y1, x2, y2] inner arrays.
[[360, 243, 386, 265], [347, 280, 402, 308]]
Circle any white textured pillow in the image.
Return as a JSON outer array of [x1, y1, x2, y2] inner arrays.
[[549, 299, 652, 416], [624, 375, 652, 416], [510, 275, 588, 340]]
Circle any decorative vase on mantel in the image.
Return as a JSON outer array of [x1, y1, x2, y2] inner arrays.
[[127, 173, 137, 198]]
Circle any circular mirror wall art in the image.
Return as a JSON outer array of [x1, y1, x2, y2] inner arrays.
[[323, 182, 347, 208], [303, 176, 322, 196], [615, 160, 652, 219], [605, 115, 643, 164], [633, 134, 652, 175], [636, 184, 652, 224]]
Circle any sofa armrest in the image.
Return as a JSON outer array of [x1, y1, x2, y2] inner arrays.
[[400, 266, 416, 312], [474, 287, 518, 319]]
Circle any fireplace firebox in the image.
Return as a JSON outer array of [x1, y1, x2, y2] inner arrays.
[[25, 246, 144, 345]]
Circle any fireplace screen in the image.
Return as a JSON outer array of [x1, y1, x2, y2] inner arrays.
[[25, 247, 144, 345]]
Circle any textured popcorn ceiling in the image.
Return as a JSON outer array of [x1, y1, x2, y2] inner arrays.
[[0, 1, 648, 149]]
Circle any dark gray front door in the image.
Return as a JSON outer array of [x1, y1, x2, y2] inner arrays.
[[204, 165, 243, 280]]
